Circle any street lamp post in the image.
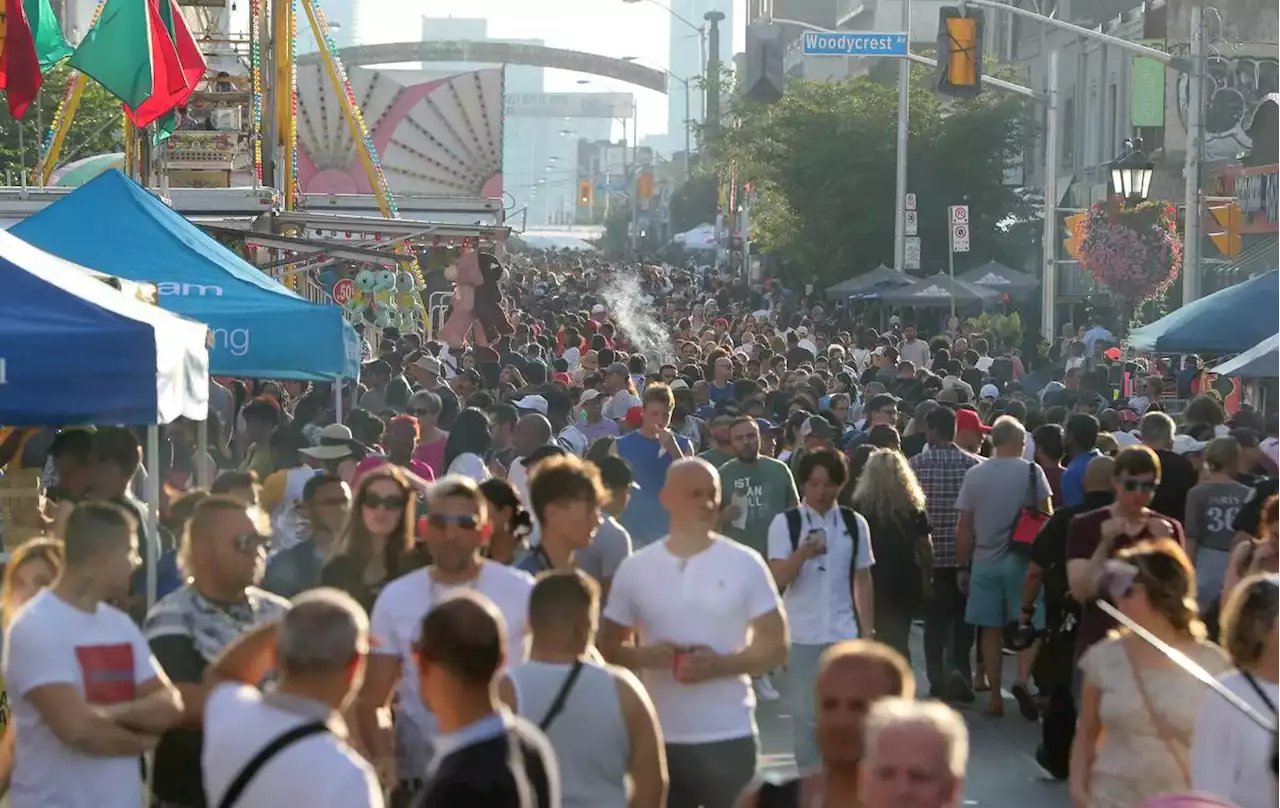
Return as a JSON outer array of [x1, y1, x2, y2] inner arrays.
[[1108, 137, 1155, 204], [622, 0, 707, 118], [623, 56, 693, 181]]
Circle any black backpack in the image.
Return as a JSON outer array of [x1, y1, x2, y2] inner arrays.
[[783, 505, 865, 638]]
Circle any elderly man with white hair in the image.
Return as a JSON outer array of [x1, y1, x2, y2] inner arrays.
[[859, 698, 969, 808], [200, 588, 383, 808]]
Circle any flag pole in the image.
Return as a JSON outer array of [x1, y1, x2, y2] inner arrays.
[[18, 123, 29, 195]]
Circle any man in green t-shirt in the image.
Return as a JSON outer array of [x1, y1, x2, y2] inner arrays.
[[698, 409, 739, 468], [718, 416, 800, 556]]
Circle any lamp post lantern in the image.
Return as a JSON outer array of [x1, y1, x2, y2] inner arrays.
[[1108, 137, 1154, 204]]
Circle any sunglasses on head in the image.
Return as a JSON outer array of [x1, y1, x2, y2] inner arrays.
[[427, 513, 482, 531], [1118, 478, 1158, 493], [364, 493, 408, 511]]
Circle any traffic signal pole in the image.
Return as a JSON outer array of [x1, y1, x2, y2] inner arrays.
[[1042, 49, 1060, 342], [892, 0, 911, 274]]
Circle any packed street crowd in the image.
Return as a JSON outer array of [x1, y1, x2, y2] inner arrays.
[[0, 254, 1277, 808]]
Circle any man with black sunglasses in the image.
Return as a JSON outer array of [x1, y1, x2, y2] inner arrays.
[[144, 497, 289, 808], [357, 477, 535, 807], [1065, 444, 1186, 661]]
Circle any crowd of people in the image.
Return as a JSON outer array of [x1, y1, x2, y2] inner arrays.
[[0, 255, 1276, 808]]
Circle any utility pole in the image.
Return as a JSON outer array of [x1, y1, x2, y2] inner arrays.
[[704, 10, 725, 136], [893, 0, 912, 273], [1041, 49, 1059, 341], [1182, 4, 1204, 305], [629, 101, 640, 257]]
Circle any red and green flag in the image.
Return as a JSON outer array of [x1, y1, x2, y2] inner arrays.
[[69, 0, 205, 129], [152, 0, 206, 141], [0, 0, 73, 118]]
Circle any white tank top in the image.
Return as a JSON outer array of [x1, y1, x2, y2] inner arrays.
[[508, 659, 629, 808]]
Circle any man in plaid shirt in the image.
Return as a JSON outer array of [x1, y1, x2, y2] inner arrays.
[[909, 407, 983, 701]]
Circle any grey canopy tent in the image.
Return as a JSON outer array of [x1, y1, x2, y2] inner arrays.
[[824, 264, 913, 299], [957, 260, 1039, 296], [1207, 333, 1279, 379], [878, 272, 1000, 308]]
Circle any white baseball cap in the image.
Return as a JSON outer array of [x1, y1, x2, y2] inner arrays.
[[513, 394, 549, 415], [578, 389, 603, 404]]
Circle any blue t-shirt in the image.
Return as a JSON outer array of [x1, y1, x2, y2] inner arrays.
[[616, 430, 694, 548], [708, 382, 735, 406], [1061, 448, 1102, 508]]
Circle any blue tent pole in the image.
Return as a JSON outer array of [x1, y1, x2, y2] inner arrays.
[[333, 375, 344, 423], [195, 418, 211, 487]]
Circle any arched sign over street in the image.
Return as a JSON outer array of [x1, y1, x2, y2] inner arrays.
[[297, 41, 670, 94]]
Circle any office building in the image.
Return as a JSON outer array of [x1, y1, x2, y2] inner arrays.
[[663, 0, 733, 158]]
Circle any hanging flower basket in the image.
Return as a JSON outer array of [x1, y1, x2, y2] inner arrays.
[[1076, 199, 1182, 328]]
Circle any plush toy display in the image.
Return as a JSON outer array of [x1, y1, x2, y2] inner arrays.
[[344, 268, 376, 317], [438, 251, 514, 348]]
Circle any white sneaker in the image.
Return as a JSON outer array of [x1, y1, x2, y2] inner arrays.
[[754, 674, 781, 702]]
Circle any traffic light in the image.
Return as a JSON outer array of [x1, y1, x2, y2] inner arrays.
[[936, 8, 984, 98], [1208, 202, 1242, 257], [743, 22, 785, 104], [1064, 212, 1087, 259], [637, 171, 654, 201], [577, 180, 593, 207]]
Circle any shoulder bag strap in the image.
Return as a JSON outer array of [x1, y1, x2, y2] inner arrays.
[[839, 507, 865, 639], [538, 660, 586, 732], [1242, 672, 1278, 715], [217, 721, 329, 808], [1120, 640, 1192, 788]]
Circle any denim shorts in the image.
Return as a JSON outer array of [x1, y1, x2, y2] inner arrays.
[[965, 552, 1045, 629]]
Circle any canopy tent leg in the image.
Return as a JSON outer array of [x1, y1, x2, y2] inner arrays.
[[195, 418, 211, 487], [333, 375, 344, 423], [146, 425, 161, 610]]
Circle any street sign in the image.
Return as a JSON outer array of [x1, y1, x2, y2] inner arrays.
[[800, 31, 909, 57], [951, 223, 971, 252], [904, 210, 918, 236], [904, 237, 921, 269], [949, 204, 969, 225], [904, 193, 917, 211]]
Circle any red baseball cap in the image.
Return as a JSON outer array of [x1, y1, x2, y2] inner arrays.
[[955, 409, 991, 434], [624, 406, 645, 428]]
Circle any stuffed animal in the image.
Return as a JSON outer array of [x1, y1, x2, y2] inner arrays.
[[438, 251, 513, 348], [346, 268, 376, 316], [394, 270, 422, 322], [373, 268, 398, 320]]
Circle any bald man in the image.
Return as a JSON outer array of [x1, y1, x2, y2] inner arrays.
[[601, 458, 788, 808], [1018, 454, 1115, 779]]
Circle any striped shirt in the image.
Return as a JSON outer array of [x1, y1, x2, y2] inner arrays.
[[909, 444, 983, 568]]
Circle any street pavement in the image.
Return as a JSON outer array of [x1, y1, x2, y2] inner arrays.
[[757, 627, 1072, 808]]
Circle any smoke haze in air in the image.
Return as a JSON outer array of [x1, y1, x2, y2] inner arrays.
[[600, 273, 674, 366]]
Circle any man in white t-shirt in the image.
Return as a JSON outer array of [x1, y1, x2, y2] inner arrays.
[[766, 448, 875, 770], [202, 589, 382, 808], [601, 458, 787, 808], [356, 475, 535, 806], [4, 501, 184, 808]]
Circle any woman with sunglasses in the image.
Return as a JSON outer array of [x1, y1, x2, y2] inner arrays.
[[1193, 573, 1279, 808], [1070, 539, 1227, 808], [322, 466, 423, 614]]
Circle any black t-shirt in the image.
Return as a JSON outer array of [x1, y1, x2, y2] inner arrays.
[[863, 508, 932, 609], [1234, 477, 1279, 536], [149, 634, 211, 806], [1150, 449, 1198, 525], [414, 719, 557, 808]]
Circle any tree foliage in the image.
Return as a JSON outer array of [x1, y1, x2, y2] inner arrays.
[[0, 64, 125, 181], [668, 170, 718, 234], [706, 59, 1036, 287]]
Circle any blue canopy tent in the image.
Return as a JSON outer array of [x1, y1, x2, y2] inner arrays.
[[0, 229, 209, 425], [1128, 270, 1278, 354], [1207, 333, 1279, 379], [12, 171, 360, 381]]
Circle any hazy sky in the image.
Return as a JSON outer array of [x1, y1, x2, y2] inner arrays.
[[359, 0, 747, 140]]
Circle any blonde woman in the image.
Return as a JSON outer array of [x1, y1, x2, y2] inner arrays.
[[850, 449, 933, 662], [0, 539, 65, 797], [1070, 539, 1228, 808], [1192, 573, 1279, 808]]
